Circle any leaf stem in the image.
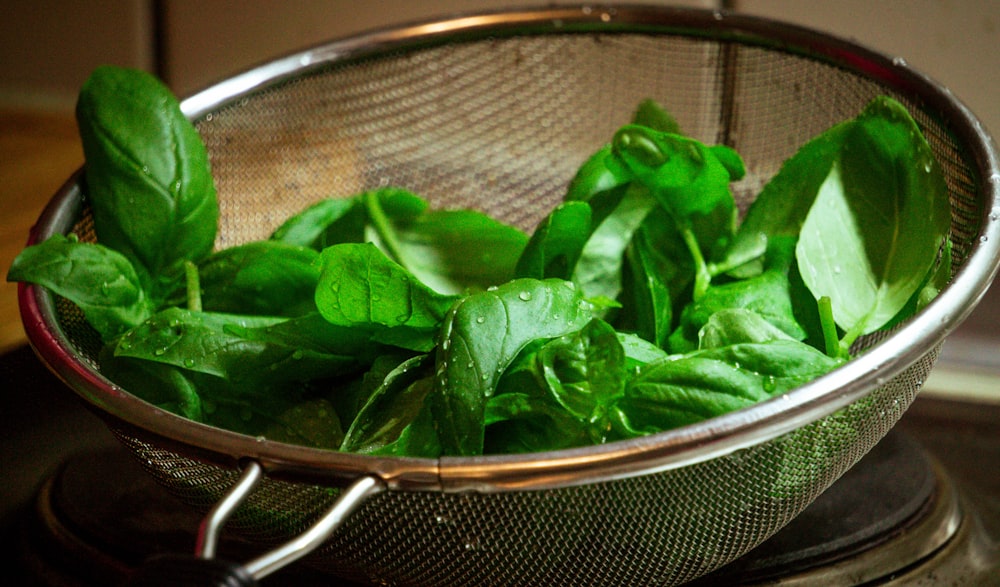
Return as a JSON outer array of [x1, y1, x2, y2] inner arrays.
[[185, 259, 202, 312], [817, 295, 842, 359], [363, 190, 409, 270], [679, 221, 711, 300], [838, 319, 868, 359]]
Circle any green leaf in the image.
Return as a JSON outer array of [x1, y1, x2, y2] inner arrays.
[[314, 242, 458, 332], [565, 144, 632, 203], [7, 234, 154, 340], [386, 208, 529, 295], [572, 185, 659, 302], [616, 331, 671, 368], [326, 351, 410, 428], [623, 357, 770, 430], [75, 66, 219, 301], [534, 318, 627, 443], [622, 338, 842, 430], [112, 307, 364, 384], [669, 238, 807, 353], [340, 354, 439, 457], [98, 345, 203, 420], [515, 201, 592, 280], [611, 125, 743, 220], [271, 189, 430, 250], [433, 278, 596, 455], [231, 311, 385, 362], [697, 308, 798, 348], [722, 121, 851, 277], [796, 97, 951, 346], [610, 126, 742, 298], [269, 197, 366, 248], [262, 398, 345, 450], [631, 98, 682, 134], [101, 332, 345, 443], [484, 391, 587, 454], [196, 241, 320, 317], [618, 212, 692, 347], [884, 238, 952, 331]]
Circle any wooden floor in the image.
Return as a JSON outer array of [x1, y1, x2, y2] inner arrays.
[[0, 109, 83, 354]]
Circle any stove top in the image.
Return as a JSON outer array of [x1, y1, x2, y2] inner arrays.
[[2, 343, 999, 585]]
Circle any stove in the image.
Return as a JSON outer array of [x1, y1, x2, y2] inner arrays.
[[3, 343, 999, 586]]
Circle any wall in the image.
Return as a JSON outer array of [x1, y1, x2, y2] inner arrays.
[[0, 0, 155, 111]]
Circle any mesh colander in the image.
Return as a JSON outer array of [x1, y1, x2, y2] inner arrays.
[[18, 5, 1000, 586]]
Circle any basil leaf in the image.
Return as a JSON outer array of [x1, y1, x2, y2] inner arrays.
[[616, 331, 671, 368], [565, 144, 632, 203], [340, 354, 440, 457], [331, 351, 415, 422], [101, 335, 343, 444], [722, 121, 852, 277], [572, 184, 659, 301], [7, 234, 154, 340], [534, 318, 627, 443], [315, 242, 458, 334], [387, 208, 529, 295], [796, 97, 951, 348], [75, 66, 219, 301], [623, 356, 771, 430], [669, 237, 807, 353], [261, 398, 345, 450], [484, 391, 586, 454], [697, 308, 798, 349], [98, 345, 203, 420], [271, 189, 429, 250], [269, 197, 366, 248], [433, 278, 596, 455], [112, 307, 363, 384], [692, 341, 844, 390], [618, 211, 693, 347], [609, 126, 743, 298], [231, 311, 384, 362], [196, 241, 320, 317], [631, 98, 682, 134], [611, 125, 743, 221], [622, 339, 841, 430], [883, 238, 952, 331], [515, 201, 592, 280]]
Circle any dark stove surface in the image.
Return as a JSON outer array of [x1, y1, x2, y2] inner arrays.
[[2, 344, 999, 586]]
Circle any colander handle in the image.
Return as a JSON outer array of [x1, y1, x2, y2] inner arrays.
[[126, 463, 386, 586]]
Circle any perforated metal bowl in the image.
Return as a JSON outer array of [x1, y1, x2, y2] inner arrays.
[[19, 5, 1000, 586]]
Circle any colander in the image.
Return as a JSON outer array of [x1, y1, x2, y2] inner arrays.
[[18, 5, 1000, 586]]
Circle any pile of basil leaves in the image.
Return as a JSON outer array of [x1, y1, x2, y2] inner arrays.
[[9, 66, 952, 457]]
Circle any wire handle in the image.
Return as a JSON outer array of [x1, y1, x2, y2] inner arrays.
[[197, 461, 265, 559], [127, 464, 386, 586]]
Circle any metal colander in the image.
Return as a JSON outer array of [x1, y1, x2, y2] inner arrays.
[[19, 5, 1000, 586]]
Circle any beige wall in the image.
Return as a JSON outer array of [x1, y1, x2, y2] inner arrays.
[[0, 0, 155, 111]]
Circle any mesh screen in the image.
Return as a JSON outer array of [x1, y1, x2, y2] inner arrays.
[[53, 27, 984, 586]]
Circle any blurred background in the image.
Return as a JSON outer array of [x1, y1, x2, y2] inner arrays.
[[2, 0, 998, 399]]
